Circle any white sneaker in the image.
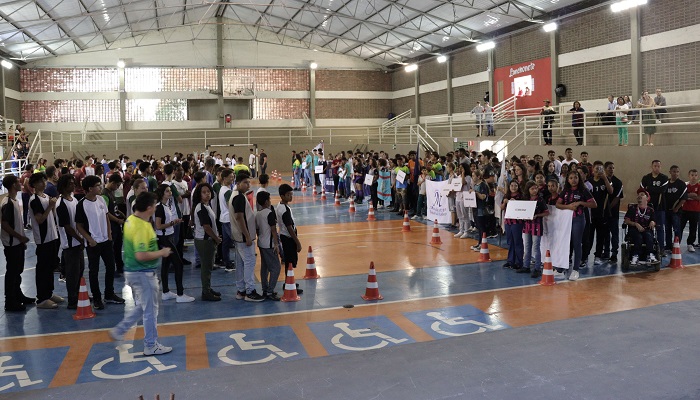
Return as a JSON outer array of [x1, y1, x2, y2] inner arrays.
[[176, 294, 195, 303], [647, 254, 658, 264], [161, 291, 177, 301], [143, 342, 172, 356], [568, 270, 579, 281], [593, 257, 603, 265], [460, 232, 470, 239], [688, 245, 695, 253], [630, 255, 639, 266], [454, 231, 464, 238], [412, 215, 421, 220], [471, 245, 481, 252]]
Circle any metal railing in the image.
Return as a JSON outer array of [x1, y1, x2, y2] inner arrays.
[[380, 110, 412, 142], [410, 124, 439, 154], [302, 112, 313, 136]]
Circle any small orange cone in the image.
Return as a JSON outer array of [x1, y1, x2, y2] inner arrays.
[[334, 191, 341, 206], [539, 250, 556, 286], [276, 171, 282, 182], [361, 262, 383, 301], [367, 202, 376, 221], [321, 190, 327, 201], [312, 185, 318, 196], [303, 246, 320, 279], [301, 181, 307, 192], [402, 211, 411, 232], [281, 264, 301, 302], [430, 219, 442, 244], [349, 197, 356, 213], [667, 236, 685, 269], [477, 233, 491, 262], [73, 277, 96, 320]]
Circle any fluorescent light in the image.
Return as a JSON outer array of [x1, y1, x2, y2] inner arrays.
[[476, 41, 495, 52], [117, 60, 125, 68], [543, 22, 558, 32], [1, 60, 12, 69], [611, 0, 647, 12], [310, 62, 318, 69], [405, 64, 417, 72], [437, 55, 447, 63]]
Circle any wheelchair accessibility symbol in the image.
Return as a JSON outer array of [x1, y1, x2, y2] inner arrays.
[[426, 312, 504, 337], [330, 322, 408, 351], [217, 333, 299, 365], [0, 356, 43, 392], [91, 344, 177, 380]]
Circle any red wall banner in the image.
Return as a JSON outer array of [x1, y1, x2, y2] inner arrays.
[[493, 57, 551, 112]]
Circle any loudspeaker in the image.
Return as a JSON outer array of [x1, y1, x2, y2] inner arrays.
[[483, 91, 490, 103], [555, 84, 567, 97]]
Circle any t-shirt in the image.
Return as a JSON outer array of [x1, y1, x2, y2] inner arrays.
[[45, 181, 58, 198], [276, 202, 296, 238], [641, 173, 668, 211], [605, 175, 624, 216], [558, 186, 595, 218], [523, 197, 548, 236], [172, 180, 190, 216], [155, 201, 176, 236], [28, 193, 59, 244], [589, 177, 609, 218], [569, 108, 585, 127], [193, 202, 218, 240], [231, 192, 255, 242], [682, 182, 700, 212], [101, 188, 121, 227], [123, 215, 159, 272], [0, 196, 26, 247], [219, 185, 233, 223], [56, 196, 83, 249], [624, 204, 655, 229], [255, 207, 277, 249], [665, 179, 688, 211], [75, 196, 110, 243]]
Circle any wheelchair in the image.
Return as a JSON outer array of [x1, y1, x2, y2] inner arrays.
[[620, 222, 662, 273]]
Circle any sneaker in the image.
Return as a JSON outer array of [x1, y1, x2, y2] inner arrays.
[[630, 255, 639, 266], [143, 342, 173, 356], [530, 269, 542, 279], [568, 270, 580, 281], [58, 275, 66, 283], [235, 291, 246, 300], [502, 262, 512, 269], [161, 291, 177, 301], [267, 292, 281, 301], [4, 303, 26, 312], [663, 248, 672, 256], [609, 254, 618, 263], [224, 265, 236, 272], [209, 288, 222, 297], [688, 245, 696, 253], [50, 294, 65, 304], [471, 244, 480, 252], [105, 293, 126, 304], [593, 257, 603, 265], [201, 292, 221, 301], [245, 290, 265, 302], [295, 284, 304, 295], [515, 267, 530, 274], [108, 328, 124, 341], [579, 261, 587, 269], [182, 259, 192, 265], [647, 254, 658, 264], [487, 233, 498, 239], [93, 298, 105, 310], [194, 264, 201, 269], [453, 231, 464, 237], [176, 294, 195, 303], [37, 299, 58, 309]]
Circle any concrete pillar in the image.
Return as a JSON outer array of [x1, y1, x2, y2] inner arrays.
[[550, 30, 559, 106], [309, 68, 316, 125], [0, 67, 6, 121], [217, 16, 225, 129], [118, 64, 126, 131], [487, 49, 494, 104], [630, 7, 642, 103], [414, 69, 420, 123], [446, 59, 453, 116]]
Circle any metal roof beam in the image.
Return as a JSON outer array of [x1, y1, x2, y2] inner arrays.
[[33, 0, 86, 51], [0, 9, 58, 56]]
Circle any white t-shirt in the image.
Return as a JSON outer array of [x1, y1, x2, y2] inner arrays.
[[28, 193, 59, 244], [561, 158, 579, 166], [172, 180, 190, 216], [616, 103, 630, 118], [219, 185, 232, 223], [249, 154, 256, 167], [56, 196, 82, 249], [75, 196, 110, 243]]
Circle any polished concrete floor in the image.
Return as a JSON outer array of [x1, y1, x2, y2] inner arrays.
[[1, 182, 699, 397]]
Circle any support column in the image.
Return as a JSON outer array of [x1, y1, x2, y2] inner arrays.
[[217, 16, 225, 129], [446, 59, 453, 116], [630, 7, 642, 103], [118, 63, 126, 131], [414, 69, 420, 123], [0, 67, 6, 121], [309, 69, 316, 125], [487, 49, 494, 104], [550, 30, 559, 106]]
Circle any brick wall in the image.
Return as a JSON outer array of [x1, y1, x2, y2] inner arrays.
[[392, 96, 414, 115], [392, 69, 416, 90], [642, 41, 700, 92], [419, 89, 448, 116], [559, 7, 630, 54], [495, 29, 550, 68], [559, 55, 631, 103], [316, 70, 391, 91], [252, 99, 309, 120], [316, 99, 392, 119], [419, 59, 447, 85], [451, 49, 488, 77], [452, 82, 489, 114], [640, 0, 700, 36]]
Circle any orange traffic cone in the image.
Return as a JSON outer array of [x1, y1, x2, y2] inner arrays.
[[361, 262, 383, 301], [430, 219, 442, 244], [321, 190, 327, 201], [73, 277, 96, 320], [539, 250, 556, 286], [334, 191, 341, 206], [667, 236, 685, 269], [301, 181, 307, 192], [281, 264, 301, 302], [402, 210, 411, 232], [367, 202, 376, 221], [349, 197, 356, 213], [312, 185, 318, 196], [303, 246, 320, 279], [477, 233, 491, 262]]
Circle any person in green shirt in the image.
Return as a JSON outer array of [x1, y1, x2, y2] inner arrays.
[[109, 192, 173, 356]]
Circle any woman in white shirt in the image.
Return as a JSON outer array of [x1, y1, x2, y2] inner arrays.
[[615, 96, 630, 146]]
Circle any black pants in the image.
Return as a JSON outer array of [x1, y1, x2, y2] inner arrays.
[[280, 235, 298, 270], [591, 217, 609, 257], [333, 175, 340, 194], [573, 128, 583, 145], [582, 219, 592, 260], [261, 165, 267, 176], [542, 123, 552, 145], [35, 240, 59, 302], [4, 245, 26, 307], [86, 240, 116, 299], [680, 211, 699, 245], [111, 222, 124, 273], [63, 245, 85, 307], [370, 183, 378, 210], [159, 234, 185, 296], [178, 217, 188, 258]]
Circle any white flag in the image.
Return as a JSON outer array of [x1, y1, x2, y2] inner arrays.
[[540, 206, 573, 270]]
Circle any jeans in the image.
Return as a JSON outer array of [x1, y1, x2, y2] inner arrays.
[[259, 247, 281, 295], [195, 239, 216, 293], [86, 240, 116, 299], [158, 234, 184, 296], [35, 240, 59, 302], [63, 245, 85, 307], [605, 213, 620, 256], [523, 233, 542, 271], [629, 228, 654, 257], [570, 214, 585, 271], [504, 223, 524, 267], [293, 170, 301, 189], [221, 222, 232, 266], [3, 245, 26, 306], [653, 210, 666, 249], [303, 169, 312, 186], [235, 240, 257, 293], [664, 210, 682, 249], [416, 194, 426, 217], [680, 211, 699, 245], [113, 271, 160, 348]]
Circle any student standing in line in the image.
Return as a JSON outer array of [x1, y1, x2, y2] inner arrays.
[[640, 160, 668, 251], [521, 181, 549, 279], [102, 174, 126, 277], [217, 169, 236, 272], [276, 184, 303, 295], [192, 183, 222, 302], [56, 174, 85, 310], [27, 173, 63, 309], [501, 180, 524, 271], [256, 191, 281, 301], [680, 169, 699, 253], [110, 192, 174, 356], [664, 165, 688, 249], [231, 172, 264, 302], [2, 175, 32, 312]]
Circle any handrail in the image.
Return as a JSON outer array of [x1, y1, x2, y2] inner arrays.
[[411, 124, 439, 154], [302, 112, 313, 137], [382, 109, 412, 128], [25, 130, 42, 164]]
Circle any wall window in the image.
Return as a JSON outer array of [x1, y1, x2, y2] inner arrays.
[[126, 99, 188, 121]]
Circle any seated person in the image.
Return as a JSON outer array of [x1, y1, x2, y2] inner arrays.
[[624, 188, 658, 265]]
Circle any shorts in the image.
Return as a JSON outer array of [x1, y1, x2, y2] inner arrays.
[[280, 235, 298, 269], [448, 196, 456, 212]]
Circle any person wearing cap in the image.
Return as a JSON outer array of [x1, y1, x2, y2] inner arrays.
[[540, 99, 556, 145], [624, 188, 658, 266]]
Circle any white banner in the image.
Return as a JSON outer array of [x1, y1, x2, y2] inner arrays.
[[427, 180, 452, 224], [504, 200, 537, 220], [540, 206, 573, 270]]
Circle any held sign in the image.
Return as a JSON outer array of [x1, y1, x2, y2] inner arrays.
[[503, 200, 537, 220]]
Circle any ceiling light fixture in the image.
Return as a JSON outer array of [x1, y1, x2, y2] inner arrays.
[[437, 55, 447, 63], [476, 41, 495, 52], [405, 64, 417, 72], [1, 60, 12, 69], [117, 60, 125, 68], [310, 62, 318, 69], [611, 0, 647, 12], [543, 22, 558, 32]]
